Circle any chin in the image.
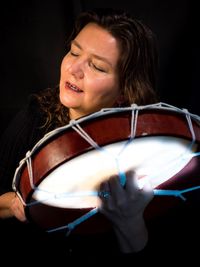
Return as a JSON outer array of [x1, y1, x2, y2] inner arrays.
[[59, 93, 70, 108]]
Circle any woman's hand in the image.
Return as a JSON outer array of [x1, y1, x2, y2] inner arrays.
[[99, 170, 154, 253], [10, 193, 27, 222], [0, 192, 27, 222]]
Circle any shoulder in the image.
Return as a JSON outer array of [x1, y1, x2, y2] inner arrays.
[[0, 88, 57, 145]]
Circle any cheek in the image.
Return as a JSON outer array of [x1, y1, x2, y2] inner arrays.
[[94, 79, 119, 98], [88, 76, 117, 94]]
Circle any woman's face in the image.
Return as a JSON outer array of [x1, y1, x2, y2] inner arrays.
[[59, 23, 120, 119]]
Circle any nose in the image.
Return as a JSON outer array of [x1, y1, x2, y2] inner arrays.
[[69, 59, 84, 79]]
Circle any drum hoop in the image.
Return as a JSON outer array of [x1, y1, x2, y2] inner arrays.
[[12, 102, 200, 196], [11, 102, 200, 234], [16, 102, 200, 157]]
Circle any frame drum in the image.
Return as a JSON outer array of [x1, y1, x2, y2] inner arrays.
[[12, 103, 200, 234]]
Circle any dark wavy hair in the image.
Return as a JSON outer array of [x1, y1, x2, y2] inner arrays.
[[35, 8, 159, 131]]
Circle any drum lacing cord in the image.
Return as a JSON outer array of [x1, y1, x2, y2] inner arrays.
[[15, 153, 100, 235], [12, 151, 37, 207], [47, 207, 99, 236], [125, 103, 200, 201], [69, 119, 127, 186], [130, 104, 139, 139], [66, 113, 154, 234], [59, 119, 130, 234], [183, 108, 196, 149], [25, 151, 36, 190], [154, 185, 200, 201], [16, 151, 51, 207], [69, 119, 100, 150], [69, 107, 200, 205], [13, 103, 200, 233], [153, 107, 200, 200]]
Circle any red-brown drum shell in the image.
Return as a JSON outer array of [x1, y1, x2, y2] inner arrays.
[[15, 109, 200, 234]]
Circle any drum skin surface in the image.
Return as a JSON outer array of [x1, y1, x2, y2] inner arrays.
[[13, 105, 200, 234]]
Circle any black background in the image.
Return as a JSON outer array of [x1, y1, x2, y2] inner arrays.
[[0, 0, 197, 132], [0, 1, 199, 262]]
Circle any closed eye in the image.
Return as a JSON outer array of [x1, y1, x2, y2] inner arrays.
[[70, 51, 79, 57], [91, 63, 106, 73]]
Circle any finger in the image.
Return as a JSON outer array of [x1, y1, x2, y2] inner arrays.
[[124, 170, 140, 195], [141, 181, 154, 204], [98, 188, 115, 214], [107, 174, 125, 197], [99, 174, 124, 201], [11, 196, 27, 222], [14, 206, 25, 221], [99, 181, 110, 199], [124, 171, 154, 208], [99, 180, 110, 193]]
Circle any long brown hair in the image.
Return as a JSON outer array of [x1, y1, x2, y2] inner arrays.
[[73, 8, 159, 105], [35, 8, 159, 131]]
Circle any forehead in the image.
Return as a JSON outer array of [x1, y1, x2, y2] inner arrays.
[[74, 23, 120, 67]]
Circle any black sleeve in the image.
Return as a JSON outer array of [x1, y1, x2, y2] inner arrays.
[[0, 96, 45, 195]]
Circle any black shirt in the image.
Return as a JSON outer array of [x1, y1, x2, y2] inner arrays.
[[0, 93, 137, 264]]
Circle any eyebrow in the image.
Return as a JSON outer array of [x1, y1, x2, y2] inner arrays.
[[72, 40, 112, 67]]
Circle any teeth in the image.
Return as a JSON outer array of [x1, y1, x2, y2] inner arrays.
[[67, 82, 82, 92]]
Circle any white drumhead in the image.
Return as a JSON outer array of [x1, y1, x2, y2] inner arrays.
[[32, 136, 197, 208]]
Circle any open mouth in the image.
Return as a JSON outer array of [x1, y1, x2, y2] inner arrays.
[[66, 82, 83, 93]]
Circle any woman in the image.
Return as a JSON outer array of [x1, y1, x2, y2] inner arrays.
[[0, 8, 158, 263]]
